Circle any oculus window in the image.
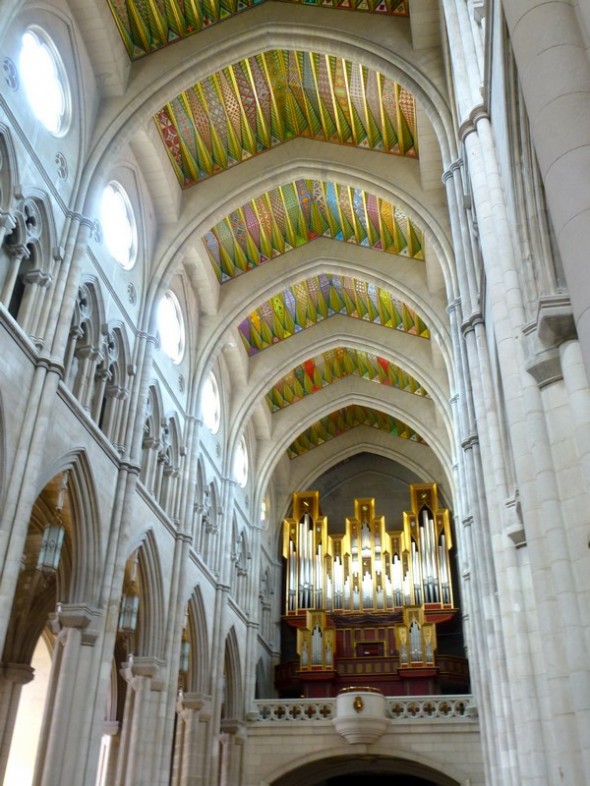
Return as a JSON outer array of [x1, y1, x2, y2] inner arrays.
[[100, 182, 137, 270], [157, 290, 185, 364], [19, 28, 71, 136], [233, 436, 248, 488], [202, 372, 220, 434]]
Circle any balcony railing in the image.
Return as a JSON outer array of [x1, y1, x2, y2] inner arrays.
[[250, 695, 477, 722]]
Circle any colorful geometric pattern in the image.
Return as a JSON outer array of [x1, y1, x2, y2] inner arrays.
[[287, 405, 427, 458], [108, 1, 409, 61], [156, 51, 418, 187], [204, 179, 424, 283], [266, 348, 429, 412], [238, 273, 430, 356]]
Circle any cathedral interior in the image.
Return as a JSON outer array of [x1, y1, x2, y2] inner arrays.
[[1, 1, 590, 785]]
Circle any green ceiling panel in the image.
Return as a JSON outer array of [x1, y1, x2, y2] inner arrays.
[[265, 348, 429, 412], [238, 273, 430, 356], [156, 51, 418, 186], [287, 405, 426, 458], [109, 1, 409, 60], [204, 179, 424, 283]]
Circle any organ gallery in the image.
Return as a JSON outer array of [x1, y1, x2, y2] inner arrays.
[[277, 484, 468, 697]]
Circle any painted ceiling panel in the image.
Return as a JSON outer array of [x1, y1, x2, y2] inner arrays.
[[265, 348, 429, 412], [108, 1, 409, 60], [238, 273, 430, 356], [287, 405, 426, 458], [204, 179, 424, 283], [156, 51, 418, 187]]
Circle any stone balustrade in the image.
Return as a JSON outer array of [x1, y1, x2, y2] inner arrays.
[[250, 694, 477, 723]]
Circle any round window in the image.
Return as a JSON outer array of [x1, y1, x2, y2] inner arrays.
[[100, 182, 137, 270], [233, 435, 248, 488], [19, 28, 71, 136], [202, 372, 220, 434], [157, 290, 185, 364]]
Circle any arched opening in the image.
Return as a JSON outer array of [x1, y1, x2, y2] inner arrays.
[[270, 755, 461, 786], [3, 636, 52, 786], [0, 473, 73, 785]]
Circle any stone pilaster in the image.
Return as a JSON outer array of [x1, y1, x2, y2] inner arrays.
[[33, 604, 101, 786], [0, 662, 34, 783]]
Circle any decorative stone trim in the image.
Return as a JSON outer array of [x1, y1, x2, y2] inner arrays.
[[505, 493, 526, 548], [250, 695, 477, 723], [523, 296, 577, 388]]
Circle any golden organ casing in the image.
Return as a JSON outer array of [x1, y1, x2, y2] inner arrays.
[[278, 484, 467, 697]]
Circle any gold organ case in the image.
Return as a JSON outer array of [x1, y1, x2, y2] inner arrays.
[[278, 484, 467, 697]]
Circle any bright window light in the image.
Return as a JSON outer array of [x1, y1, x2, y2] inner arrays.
[[233, 436, 248, 488], [100, 182, 137, 269], [157, 291, 185, 364], [202, 372, 221, 434], [19, 29, 70, 136]]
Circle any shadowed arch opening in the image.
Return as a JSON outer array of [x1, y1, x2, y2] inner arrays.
[[269, 754, 462, 786]]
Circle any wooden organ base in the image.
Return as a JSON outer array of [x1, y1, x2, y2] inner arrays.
[[275, 610, 469, 698]]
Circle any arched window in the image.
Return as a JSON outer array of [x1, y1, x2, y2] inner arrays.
[[201, 371, 220, 434], [233, 435, 248, 488], [156, 290, 185, 363], [100, 182, 137, 270], [19, 27, 71, 136]]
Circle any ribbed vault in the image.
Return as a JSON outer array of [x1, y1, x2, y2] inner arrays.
[[93, 0, 455, 506]]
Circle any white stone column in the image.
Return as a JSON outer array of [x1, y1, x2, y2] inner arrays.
[[219, 720, 246, 786], [18, 269, 52, 341], [501, 0, 590, 380], [0, 242, 27, 307], [175, 693, 211, 786], [442, 153, 525, 786], [114, 656, 166, 786], [440, 4, 586, 783], [32, 605, 101, 786], [0, 662, 34, 783], [463, 111, 589, 785], [0, 212, 16, 251]]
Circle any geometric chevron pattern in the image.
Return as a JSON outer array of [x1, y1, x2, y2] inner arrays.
[[266, 348, 428, 412], [108, 1, 409, 60], [238, 273, 430, 356], [287, 405, 426, 458], [156, 51, 417, 187], [204, 179, 424, 283]]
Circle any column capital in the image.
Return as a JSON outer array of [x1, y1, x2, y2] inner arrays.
[[1, 662, 34, 685], [54, 603, 102, 644], [458, 104, 490, 142], [220, 718, 247, 741], [121, 655, 167, 689], [178, 691, 211, 715]]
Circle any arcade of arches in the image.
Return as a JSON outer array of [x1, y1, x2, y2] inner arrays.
[[1, 2, 590, 786]]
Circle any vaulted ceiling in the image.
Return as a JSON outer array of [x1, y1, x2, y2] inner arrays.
[[103, 0, 453, 497]]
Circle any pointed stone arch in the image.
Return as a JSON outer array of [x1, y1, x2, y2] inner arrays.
[[0, 387, 6, 509], [186, 586, 210, 695], [36, 448, 102, 605], [0, 123, 18, 214], [134, 529, 166, 659], [222, 627, 243, 721]]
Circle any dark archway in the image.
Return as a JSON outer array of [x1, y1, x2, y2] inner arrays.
[[327, 776, 440, 786], [271, 755, 461, 786]]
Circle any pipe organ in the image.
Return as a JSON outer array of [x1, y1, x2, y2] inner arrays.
[[283, 484, 453, 616], [278, 484, 467, 697]]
